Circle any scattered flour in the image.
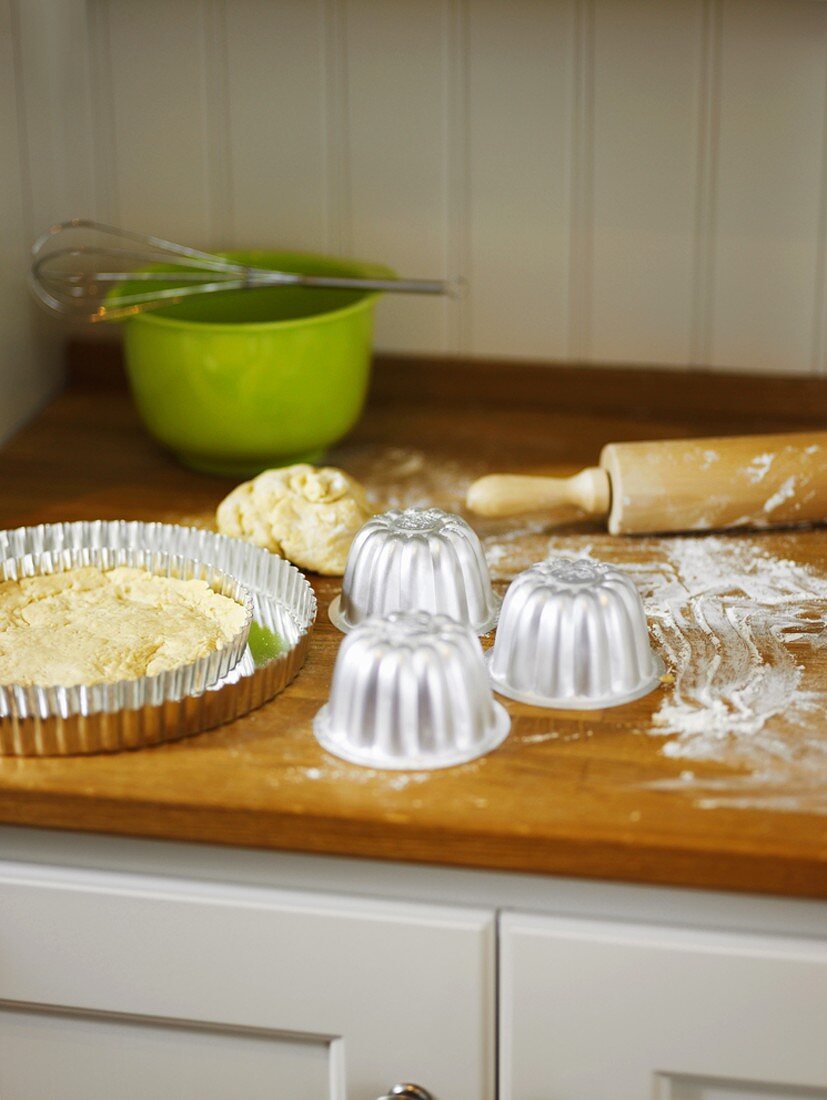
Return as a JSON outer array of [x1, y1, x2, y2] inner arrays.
[[746, 452, 775, 483], [289, 758, 483, 792], [763, 475, 798, 514], [208, 442, 827, 816], [484, 527, 827, 814], [333, 446, 473, 513]]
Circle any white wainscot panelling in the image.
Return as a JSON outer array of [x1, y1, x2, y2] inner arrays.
[[0, 0, 31, 442], [12, 0, 96, 228], [710, 0, 827, 375], [0, 0, 62, 443], [465, 0, 574, 360], [224, 0, 329, 252], [341, 0, 454, 354], [500, 911, 827, 1100], [589, 0, 704, 366], [0, 862, 495, 1100], [102, 0, 215, 243], [8, 0, 827, 381]]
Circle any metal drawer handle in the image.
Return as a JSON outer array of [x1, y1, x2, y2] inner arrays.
[[376, 1085, 433, 1100]]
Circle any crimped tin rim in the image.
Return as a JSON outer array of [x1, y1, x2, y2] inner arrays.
[[0, 521, 317, 755], [0, 547, 253, 720]]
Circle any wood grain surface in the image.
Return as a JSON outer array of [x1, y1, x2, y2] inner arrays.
[[1, 348, 827, 898]]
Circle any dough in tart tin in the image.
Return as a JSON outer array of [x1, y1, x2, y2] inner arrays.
[[0, 522, 313, 755], [0, 565, 248, 688]]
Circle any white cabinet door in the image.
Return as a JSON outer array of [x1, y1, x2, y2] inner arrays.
[[501, 912, 827, 1100], [0, 861, 495, 1100]]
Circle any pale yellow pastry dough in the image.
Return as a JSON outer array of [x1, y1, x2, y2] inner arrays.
[[216, 463, 371, 576], [0, 566, 247, 687]]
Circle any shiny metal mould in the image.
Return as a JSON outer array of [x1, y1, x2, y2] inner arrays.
[[329, 507, 500, 635], [488, 557, 663, 709], [315, 610, 510, 770]]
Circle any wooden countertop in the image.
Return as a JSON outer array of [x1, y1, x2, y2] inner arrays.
[[1, 347, 827, 899]]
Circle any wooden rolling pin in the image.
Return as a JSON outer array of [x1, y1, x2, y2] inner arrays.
[[466, 431, 827, 535]]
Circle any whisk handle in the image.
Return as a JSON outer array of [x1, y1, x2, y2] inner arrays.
[[252, 272, 460, 297]]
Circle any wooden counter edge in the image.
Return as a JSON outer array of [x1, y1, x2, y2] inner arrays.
[[1, 791, 825, 901]]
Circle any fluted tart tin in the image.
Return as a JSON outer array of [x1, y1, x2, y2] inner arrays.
[[488, 557, 663, 710], [0, 544, 253, 710], [0, 521, 317, 755], [329, 507, 500, 635], [315, 610, 510, 770]]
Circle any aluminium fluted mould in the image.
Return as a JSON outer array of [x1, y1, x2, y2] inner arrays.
[[329, 507, 500, 635], [315, 610, 510, 769], [488, 557, 663, 709]]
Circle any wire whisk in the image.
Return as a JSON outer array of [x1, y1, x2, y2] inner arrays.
[[31, 219, 459, 324]]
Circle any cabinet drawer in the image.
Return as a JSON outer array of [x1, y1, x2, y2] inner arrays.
[[0, 861, 495, 1100], [501, 911, 827, 1100]]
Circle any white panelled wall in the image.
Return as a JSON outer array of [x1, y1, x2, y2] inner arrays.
[[0, 0, 63, 442], [3, 0, 827, 438]]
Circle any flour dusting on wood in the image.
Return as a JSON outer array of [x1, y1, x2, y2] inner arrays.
[[340, 446, 827, 814], [199, 442, 827, 814], [484, 524, 827, 813]]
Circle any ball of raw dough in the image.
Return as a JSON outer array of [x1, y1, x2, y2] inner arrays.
[[216, 464, 372, 576]]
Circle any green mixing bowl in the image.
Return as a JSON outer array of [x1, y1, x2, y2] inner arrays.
[[114, 251, 392, 476]]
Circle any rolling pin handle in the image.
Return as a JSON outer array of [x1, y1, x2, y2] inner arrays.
[[466, 468, 611, 520], [569, 467, 612, 516]]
